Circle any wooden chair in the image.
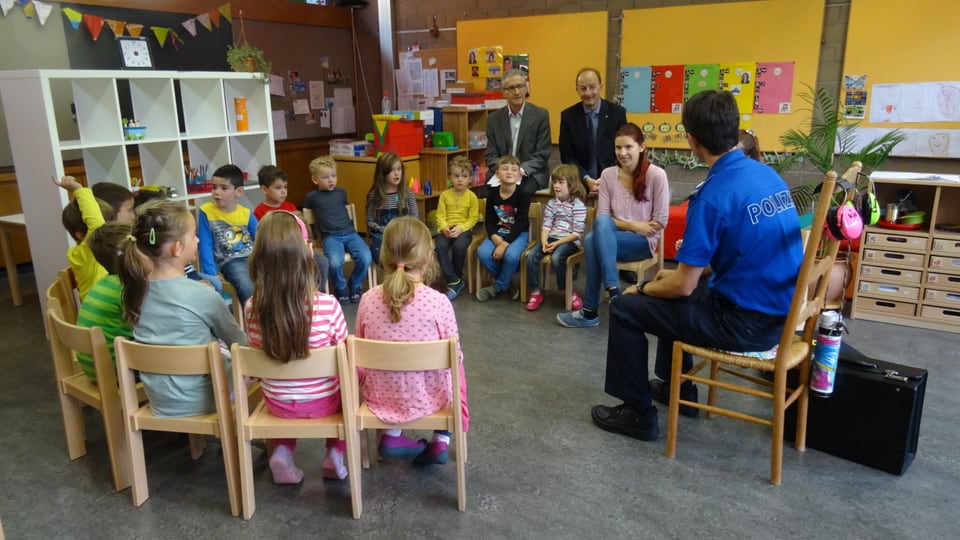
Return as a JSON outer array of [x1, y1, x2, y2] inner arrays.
[[615, 230, 666, 288], [231, 343, 361, 520], [114, 338, 241, 516], [474, 202, 540, 296], [665, 165, 857, 485], [46, 306, 130, 492], [302, 204, 377, 291], [346, 335, 467, 511], [56, 267, 79, 324], [521, 206, 597, 310], [464, 198, 486, 294]]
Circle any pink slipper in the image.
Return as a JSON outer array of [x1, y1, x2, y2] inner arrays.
[[526, 292, 544, 311], [269, 446, 304, 485], [321, 447, 348, 480]]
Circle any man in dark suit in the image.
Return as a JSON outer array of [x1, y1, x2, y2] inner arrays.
[[485, 69, 552, 195], [559, 67, 627, 195]]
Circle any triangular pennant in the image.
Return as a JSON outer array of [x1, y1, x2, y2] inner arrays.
[[33, 0, 53, 26], [181, 18, 197, 37], [126, 23, 143, 37], [83, 13, 105, 42], [169, 30, 184, 51], [209, 8, 220, 28], [151, 26, 170, 48], [218, 3, 231, 23], [196, 12, 212, 31], [62, 7, 82, 29], [105, 19, 125, 37], [1, 0, 15, 17], [21, 0, 33, 19]]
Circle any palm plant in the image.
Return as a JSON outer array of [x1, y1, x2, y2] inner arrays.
[[777, 86, 906, 175]]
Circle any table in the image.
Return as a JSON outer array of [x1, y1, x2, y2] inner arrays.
[[0, 213, 26, 306]]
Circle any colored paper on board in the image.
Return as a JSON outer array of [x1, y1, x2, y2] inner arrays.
[[105, 19, 125, 37], [651, 65, 684, 114], [62, 7, 82, 29], [621, 66, 651, 113], [719, 62, 756, 126], [1, 0, 15, 18], [683, 64, 719, 100], [182, 18, 197, 37], [34, 1, 53, 26], [754, 61, 795, 114], [83, 14, 105, 42], [126, 23, 143, 37]]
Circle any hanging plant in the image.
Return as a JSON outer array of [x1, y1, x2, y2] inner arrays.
[[226, 11, 271, 84]]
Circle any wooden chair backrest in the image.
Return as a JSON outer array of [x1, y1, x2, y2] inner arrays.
[[47, 307, 117, 391]]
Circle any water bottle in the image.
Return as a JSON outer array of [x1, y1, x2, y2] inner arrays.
[[423, 179, 432, 196], [811, 310, 844, 396], [381, 91, 392, 115]]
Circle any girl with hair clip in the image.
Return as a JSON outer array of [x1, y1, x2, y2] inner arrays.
[[245, 211, 350, 484], [366, 151, 419, 263], [355, 217, 470, 465], [118, 199, 247, 418], [738, 129, 761, 161]]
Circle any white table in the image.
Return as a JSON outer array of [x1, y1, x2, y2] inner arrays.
[[0, 213, 26, 306]]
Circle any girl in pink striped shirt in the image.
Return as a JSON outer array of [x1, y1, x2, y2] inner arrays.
[[245, 211, 350, 484]]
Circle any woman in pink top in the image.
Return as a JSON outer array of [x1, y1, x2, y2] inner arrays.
[[245, 211, 350, 484], [557, 123, 670, 328], [355, 217, 469, 465]]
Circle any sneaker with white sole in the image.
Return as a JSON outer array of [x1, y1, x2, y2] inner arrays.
[[556, 309, 600, 328], [476, 284, 498, 302]]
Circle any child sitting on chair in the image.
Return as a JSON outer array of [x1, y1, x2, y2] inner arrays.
[[365, 151, 418, 264], [476, 155, 531, 302], [355, 217, 469, 465], [434, 156, 479, 300], [53, 175, 117, 301]]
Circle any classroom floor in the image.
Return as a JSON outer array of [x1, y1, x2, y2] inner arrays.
[[1, 267, 959, 539]]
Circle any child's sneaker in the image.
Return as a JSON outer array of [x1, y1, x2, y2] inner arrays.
[[571, 290, 583, 311], [476, 284, 498, 302], [525, 292, 544, 311], [269, 445, 304, 485], [413, 440, 449, 465], [321, 446, 348, 480], [336, 290, 350, 305], [446, 279, 465, 300], [379, 433, 427, 459]]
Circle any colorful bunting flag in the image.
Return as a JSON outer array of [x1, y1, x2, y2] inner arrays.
[[181, 18, 197, 37], [21, 0, 33, 20], [126, 23, 143, 37], [33, 0, 53, 26], [210, 8, 220, 28], [1, 0, 15, 17], [169, 30, 185, 51], [196, 12, 212, 31], [218, 3, 231, 23], [152, 26, 170, 47], [105, 19, 125, 37], [62, 7, 82, 29], [83, 13, 105, 42]]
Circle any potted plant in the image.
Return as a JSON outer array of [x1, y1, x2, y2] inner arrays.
[[227, 43, 271, 84]]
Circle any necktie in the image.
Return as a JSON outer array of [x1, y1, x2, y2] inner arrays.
[[586, 112, 598, 179]]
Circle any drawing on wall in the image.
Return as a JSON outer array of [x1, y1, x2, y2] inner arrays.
[[929, 132, 949, 156], [936, 84, 960, 121]]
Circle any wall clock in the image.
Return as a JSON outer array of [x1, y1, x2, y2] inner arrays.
[[117, 37, 154, 70]]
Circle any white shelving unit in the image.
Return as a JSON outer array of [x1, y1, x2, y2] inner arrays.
[[0, 70, 275, 316]]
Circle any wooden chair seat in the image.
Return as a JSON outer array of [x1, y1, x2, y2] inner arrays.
[[521, 206, 596, 310], [302, 204, 377, 291]]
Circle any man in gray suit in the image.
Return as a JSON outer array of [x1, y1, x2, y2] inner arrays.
[[485, 69, 552, 195]]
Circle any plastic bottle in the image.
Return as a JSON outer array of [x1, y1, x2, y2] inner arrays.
[[811, 310, 844, 396], [423, 179, 432, 196], [381, 91, 392, 115]]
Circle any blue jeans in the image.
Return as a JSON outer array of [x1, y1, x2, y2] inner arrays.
[[477, 232, 528, 292], [583, 215, 652, 311], [322, 232, 372, 294], [220, 257, 253, 306], [525, 237, 579, 292], [435, 231, 474, 283], [191, 271, 223, 293]]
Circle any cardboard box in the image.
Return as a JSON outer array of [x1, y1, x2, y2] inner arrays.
[[329, 139, 370, 157]]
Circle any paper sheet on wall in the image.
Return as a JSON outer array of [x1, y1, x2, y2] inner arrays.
[[269, 74, 285, 97], [718, 62, 756, 126], [684, 64, 720, 100], [440, 69, 457, 95], [292, 99, 310, 115], [651, 65, 684, 113], [422, 68, 440, 98], [334, 87, 353, 108], [320, 108, 330, 128], [753, 62, 795, 114], [331, 107, 355, 134], [271, 110, 288, 140], [621, 66, 651, 113], [869, 81, 960, 123], [309, 81, 325, 109]]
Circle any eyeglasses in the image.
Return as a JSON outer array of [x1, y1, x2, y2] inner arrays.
[[504, 84, 526, 93]]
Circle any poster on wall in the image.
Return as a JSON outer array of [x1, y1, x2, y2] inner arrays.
[[753, 61, 795, 114], [650, 65, 684, 113], [683, 64, 720, 100], [621, 66, 652, 113], [719, 62, 756, 126]]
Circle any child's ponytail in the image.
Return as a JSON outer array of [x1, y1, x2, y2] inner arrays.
[[380, 217, 437, 322]]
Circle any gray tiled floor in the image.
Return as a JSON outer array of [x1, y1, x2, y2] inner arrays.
[[1, 269, 958, 539]]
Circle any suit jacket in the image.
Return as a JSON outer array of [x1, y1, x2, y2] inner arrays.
[[485, 102, 552, 190], [559, 99, 627, 182]]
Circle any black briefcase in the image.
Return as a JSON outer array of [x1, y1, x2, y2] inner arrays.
[[785, 343, 927, 475]]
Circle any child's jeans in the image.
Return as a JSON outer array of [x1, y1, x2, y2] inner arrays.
[[435, 230, 474, 283], [220, 257, 254, 305], [525, 237, 579, 292], [477, 232, 529, 293], [322, 232, 372, 294]]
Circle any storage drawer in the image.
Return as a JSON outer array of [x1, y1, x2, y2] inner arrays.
[[857, 297, 917, 317], [932, 237, 960, 256], [858, 281, 920, 301], [929, 255, 960, 272], [860, 264, 921, 285], [865, 232, 926, 251], [920, 305, 960, 325], [926, 271, 960, 291], [923, 288, 960, 308], [862, 249, 925, 268]]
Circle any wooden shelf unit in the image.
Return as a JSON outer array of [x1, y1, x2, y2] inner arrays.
[[418, 107, 490, 193]]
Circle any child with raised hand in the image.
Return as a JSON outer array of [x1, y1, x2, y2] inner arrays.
[[197, 164, 257, 305], [245, 211, 350, 484], [53, 175, 117, 300], [524, 164, 588, 311], [366, 151, 419, 264], [476, 155, 531, 302], [355, 217, 469, 465], [303, 155, 372, 304], [434, 155, 479, 300], [119, 199, 248, 418], [92, 182, 135, 222], [254, 164, 329, 292]]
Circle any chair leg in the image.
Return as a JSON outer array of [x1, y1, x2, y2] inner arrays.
[[59, 392, 87, 460], [455, 431, 467, 511], [188, 434, 206, 460], [708, 360, 721, 418], [238, 435, 256, 520], [219, 428, 242, 517], [345, 429, 363, 519], [665, 343, 684, 458], [770, 373, 788, 485], [519, 256, 529, 302], [795, 361, 811, 451], [564, 261, 574, 311], [127, 428, 150, 507], [101, 402, 132, 491], [360, 430, 371, 469]]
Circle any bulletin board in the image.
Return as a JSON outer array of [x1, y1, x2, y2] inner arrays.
[[842, 0, 960, 158], [456, 12, 608, 144], [621, 0, 824, 152]]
